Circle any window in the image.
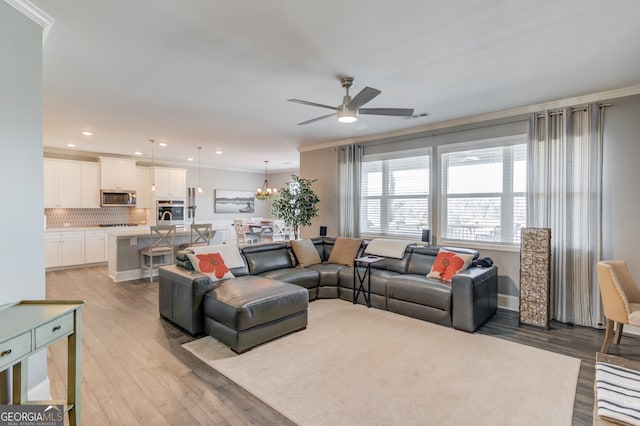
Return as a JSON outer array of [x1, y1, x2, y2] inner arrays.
[[360, 150, 430, 239], [440, 137, 526, 245]]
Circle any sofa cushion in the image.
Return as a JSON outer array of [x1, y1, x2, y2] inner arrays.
[[386, 274, 452, 311], [204, 276, 308, 332], [258, 267, 320, 291], [327, 237, 363, 266], [187, 252, 235, 283], [291, 239, 322, 268], [305, 263, 348, 287], [427, 249, 474, 282]]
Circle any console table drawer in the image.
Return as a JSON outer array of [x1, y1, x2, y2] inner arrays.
[[0, 331, 32, 370], [35, 313, 74, 349]]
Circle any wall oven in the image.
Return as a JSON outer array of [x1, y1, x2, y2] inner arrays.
[[101, 190, 137, 207], [156, 200, 185, 227]]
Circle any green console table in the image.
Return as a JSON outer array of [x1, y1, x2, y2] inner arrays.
[[0, 300, 84, 425]]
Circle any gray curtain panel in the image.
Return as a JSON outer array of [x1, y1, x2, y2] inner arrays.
[[338, 144, 362, 238], [527, 103, 606, 327]]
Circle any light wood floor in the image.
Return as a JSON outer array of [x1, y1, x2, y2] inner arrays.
[[45, 265, 640, 425]]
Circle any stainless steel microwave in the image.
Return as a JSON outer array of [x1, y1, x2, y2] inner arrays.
[[101, 190, 137, 207]]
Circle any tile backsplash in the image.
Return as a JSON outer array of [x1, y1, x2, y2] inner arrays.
[[45, 208, 148, 228]]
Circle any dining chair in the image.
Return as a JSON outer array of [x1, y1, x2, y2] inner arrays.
[[597, 260, 640, 353], [234, 219, 259, 245], [140, 225, 176, 282], [190, 223, 213, 246], [271, 220, 287, 241]]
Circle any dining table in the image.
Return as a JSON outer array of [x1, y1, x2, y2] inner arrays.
[[247, 222, 275, 243]]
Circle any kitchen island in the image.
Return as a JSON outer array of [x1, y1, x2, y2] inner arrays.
[[107, 227, 193, 282]]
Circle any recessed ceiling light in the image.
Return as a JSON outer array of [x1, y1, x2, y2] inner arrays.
[[67, 143, 76, 148], [81, 131, 92, 136], [134, 151, 142, 156], [215, 150, 222, 155], [159, 142, 167, 147], [187, 157, 194, 161]]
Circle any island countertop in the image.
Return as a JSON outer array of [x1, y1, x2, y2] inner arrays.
[[106, 227, 190, 238]]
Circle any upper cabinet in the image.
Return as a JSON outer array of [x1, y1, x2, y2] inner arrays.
[[44, 159, 82, 208], [153, 167, 186, 200], [99, 157, 137, 190], [45, 159, 101, 208], [81, 163, 101, 208]]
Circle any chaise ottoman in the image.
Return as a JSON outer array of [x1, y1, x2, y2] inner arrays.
[[203, 275, 308, 353]]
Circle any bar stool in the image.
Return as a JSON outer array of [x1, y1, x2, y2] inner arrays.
[[141, 225, 176, 282], [190, 223, 213, 247]]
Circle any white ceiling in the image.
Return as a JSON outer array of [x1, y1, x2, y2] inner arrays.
[[31, 0, 640, 172]]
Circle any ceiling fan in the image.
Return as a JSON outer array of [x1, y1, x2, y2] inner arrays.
[[288, 76, 414, 125]]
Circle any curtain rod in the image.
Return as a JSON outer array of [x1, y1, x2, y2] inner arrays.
[[537, 102, 612, 118]]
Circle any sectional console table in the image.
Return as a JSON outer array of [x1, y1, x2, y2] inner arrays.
[[0, 300, 84, 425]]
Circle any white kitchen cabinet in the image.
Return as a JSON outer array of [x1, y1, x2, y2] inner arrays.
[[81, 162, 101, 208], [85, 230, 106, 263], [153, 167, 186, 199], [99, 157, 137, 190], [45, 231, 85, 268], [136, 166, 152, 208], [44, 159, 82, 208]]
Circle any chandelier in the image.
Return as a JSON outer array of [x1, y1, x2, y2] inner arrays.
[[255, 160, 277, 200]]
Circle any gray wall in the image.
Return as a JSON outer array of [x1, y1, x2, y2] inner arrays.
[[300, 148, 339, 238], [300, 94, 640, 308], [602, 94, 640, 279], [0, 2, 47, 399]]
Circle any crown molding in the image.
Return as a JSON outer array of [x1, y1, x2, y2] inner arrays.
[[5, 0, 54, 44], [300, 84, 640, 152]]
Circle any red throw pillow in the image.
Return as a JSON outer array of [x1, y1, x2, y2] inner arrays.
[[427, 249, 474, 282], [187, 252, 235, 282]]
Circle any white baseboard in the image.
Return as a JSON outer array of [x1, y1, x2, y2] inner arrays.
[[498, 294, 519, 312], [28, 377, 51, 401], [109, 268, 146, 283], [623, 324, 640, 337]]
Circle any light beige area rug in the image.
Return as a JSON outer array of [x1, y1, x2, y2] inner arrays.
[[183, 300, 580, 426]]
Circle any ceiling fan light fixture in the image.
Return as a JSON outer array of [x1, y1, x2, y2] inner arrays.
[[337, 107, 357, 123]]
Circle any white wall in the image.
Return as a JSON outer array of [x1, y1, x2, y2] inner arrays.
[[0, 1, 48, 400], [182, 166, 298, 223]]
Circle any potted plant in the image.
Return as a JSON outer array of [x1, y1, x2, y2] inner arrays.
[[271, 175, 319, 239]]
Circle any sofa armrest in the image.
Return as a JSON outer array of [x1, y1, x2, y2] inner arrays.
[[451, 265, 498, 332], [159, 265, 213, 335]]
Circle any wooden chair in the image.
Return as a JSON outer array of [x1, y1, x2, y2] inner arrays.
[[140, 225, 176, 282], [234, 219, 259, 245], [190, 223, 213, 246], [271, 220, 288, 241], [596, 260, 640, 353]]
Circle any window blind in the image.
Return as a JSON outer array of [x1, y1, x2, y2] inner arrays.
[[360, 149, 430, 239], [440, 139, 526, 244]]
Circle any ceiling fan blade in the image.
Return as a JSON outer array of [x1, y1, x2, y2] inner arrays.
[[347, 87, 381, 110], [297, 113, 335, 125], [358, 107, 414, 117], [288, 99, 338, 111]]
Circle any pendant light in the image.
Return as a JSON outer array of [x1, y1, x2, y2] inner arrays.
[[197, 146, 203, 194], [150, 139, 156, 192], [255, 160, 277, 200]]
